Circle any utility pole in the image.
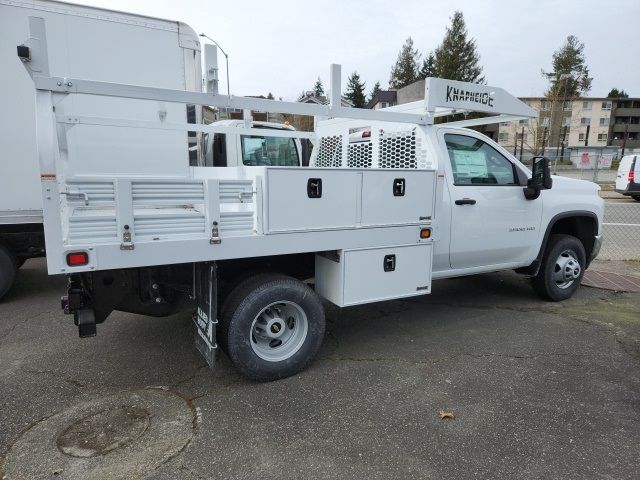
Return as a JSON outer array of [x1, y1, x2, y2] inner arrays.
[[519, 126, 525, 161], [584, 124, 590, 146], [199, 33, 230, 99]]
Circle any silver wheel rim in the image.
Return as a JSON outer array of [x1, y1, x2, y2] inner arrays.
[[553, 249, 582, 289], [250, 301, 308, 362]]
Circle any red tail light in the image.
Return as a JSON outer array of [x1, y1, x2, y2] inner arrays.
[[66, 251, 89, 266], [629, 169, 635, 182]]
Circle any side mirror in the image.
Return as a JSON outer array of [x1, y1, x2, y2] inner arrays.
[[524, 156, 553, 200]]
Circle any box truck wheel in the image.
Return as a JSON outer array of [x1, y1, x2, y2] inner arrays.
[[219, 273, 325, 381], [0, 243, 18, 301], [532, 234, 586, 301]]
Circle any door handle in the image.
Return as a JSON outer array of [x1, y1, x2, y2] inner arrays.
[[455, 198, 476, 205], [307, 178, 322, 198]]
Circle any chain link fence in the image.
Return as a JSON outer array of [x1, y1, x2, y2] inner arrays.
[[546, 153, 640, 261]]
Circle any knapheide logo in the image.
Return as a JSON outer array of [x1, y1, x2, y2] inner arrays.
[[446, 85, 494, 107]]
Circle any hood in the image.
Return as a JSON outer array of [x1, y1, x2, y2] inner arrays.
[[550, 174, 601, 194]]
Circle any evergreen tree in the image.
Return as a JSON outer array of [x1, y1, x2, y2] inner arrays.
[[345, 71, 367, 108], [369, 81, 381, 102], [433, 11, 484, 83], [607, 88, 628, 98], [313, 77, 325, 97], [389, 37, 420, 89], [266, 92, 274, 100], [542, 35, 592, 98], [419, 52, 436, 79]]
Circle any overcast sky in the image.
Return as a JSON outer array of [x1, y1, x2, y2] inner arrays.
[[75, 0, 639, 100]]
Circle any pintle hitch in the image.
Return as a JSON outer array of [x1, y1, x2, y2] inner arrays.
[[61, 275, 97, 338]]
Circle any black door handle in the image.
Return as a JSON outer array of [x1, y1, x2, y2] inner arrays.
[[307, 178, 322, 198], [455, 198, 476, 205]]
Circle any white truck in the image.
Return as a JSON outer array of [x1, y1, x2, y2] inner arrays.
[[17, 16, 603, 381]]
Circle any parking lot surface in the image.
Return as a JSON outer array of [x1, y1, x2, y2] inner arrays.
[[1, 259, 639, 479]]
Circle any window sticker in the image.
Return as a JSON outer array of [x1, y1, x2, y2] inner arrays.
[[452, 150, 488, 177]]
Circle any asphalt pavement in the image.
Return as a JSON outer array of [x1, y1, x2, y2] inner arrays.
[[1, 259, 639, 479]]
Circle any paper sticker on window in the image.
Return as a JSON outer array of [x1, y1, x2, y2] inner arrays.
[[452, 150, 488, 177]]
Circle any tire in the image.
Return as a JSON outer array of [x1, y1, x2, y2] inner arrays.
[[0, 243, 18, 301], [532, 234, 586, 301], [219, 273, 325, 381], [632, 195, 640, 202]]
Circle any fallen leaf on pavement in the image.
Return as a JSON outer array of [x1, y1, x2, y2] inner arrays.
[[438, 409, 455, 420]]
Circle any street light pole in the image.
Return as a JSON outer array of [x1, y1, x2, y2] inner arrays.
[[199, 33, 230, 99]]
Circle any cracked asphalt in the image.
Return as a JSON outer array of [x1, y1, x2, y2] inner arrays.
[[1, 258, 639, 479]]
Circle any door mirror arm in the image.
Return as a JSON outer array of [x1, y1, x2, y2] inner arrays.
[[524, 156, 553, 200]]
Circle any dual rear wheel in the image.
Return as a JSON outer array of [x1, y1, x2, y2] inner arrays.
[[0, 243, 18, 301], [218, 274, 325, 382]]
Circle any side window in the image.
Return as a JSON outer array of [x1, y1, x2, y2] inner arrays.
[[444, 134, 517, 186], [241, 135, 299, 166], [201, 133, 227, 167]]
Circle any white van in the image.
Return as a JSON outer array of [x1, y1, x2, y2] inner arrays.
[[615, 155, 640, 201]]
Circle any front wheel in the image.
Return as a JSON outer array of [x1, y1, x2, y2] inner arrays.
[[532, 234, 586, 301], [219, 274, 325, 381]]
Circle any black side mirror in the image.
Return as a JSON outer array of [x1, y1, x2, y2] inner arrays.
[[524, 156, 553, 200]]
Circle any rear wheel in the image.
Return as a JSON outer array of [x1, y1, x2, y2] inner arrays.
[[219, 273, 325, 381], [632, 195, 640, 202], [0, 243, 18, 301], [532, 234, 585, 301]]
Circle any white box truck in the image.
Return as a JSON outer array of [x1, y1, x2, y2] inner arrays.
[[17, 14, 603, 382], [0, 0, 202, 299]]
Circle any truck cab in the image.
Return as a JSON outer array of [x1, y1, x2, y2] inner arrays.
[[202, 120, 303, 168]]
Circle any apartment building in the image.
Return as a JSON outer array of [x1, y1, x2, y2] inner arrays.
[[497, 97, 614, 153], [610, 98, 640, 150]]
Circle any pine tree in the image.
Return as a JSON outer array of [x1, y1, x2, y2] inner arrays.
[[433, 11, 484, 83], [266, 92, 274, 100], [369, 81, 381, 102], [345, 71, 367, 108], [419, 52, 436, 79], [389, 37, 420, 89], [607, 88, 628, 98], [542, 35, 592, 98], [313, 77, 325, 97]]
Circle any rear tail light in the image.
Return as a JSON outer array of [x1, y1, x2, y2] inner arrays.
[[629, 169, 635, 182], [66, 251, 89, 266]]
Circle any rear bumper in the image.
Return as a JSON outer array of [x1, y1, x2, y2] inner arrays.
[[615, 182, 640, 195]]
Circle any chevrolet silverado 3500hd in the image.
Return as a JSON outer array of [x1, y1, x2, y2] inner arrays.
[[17, 16, 603, 381]]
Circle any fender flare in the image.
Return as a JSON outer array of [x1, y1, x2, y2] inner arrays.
[[516, 210, 599, 276]]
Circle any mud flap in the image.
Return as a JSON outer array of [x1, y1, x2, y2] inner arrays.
[[193, 262, 218, 368]]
